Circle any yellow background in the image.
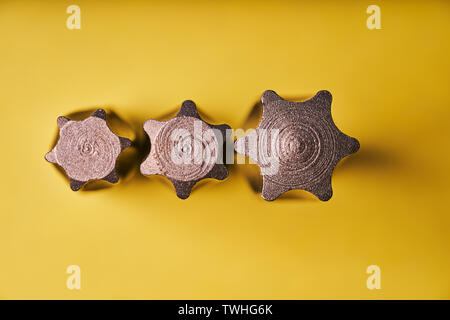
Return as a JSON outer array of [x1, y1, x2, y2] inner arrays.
[[1, 0, 449, 299]]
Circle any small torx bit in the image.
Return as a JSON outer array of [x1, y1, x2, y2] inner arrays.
[[45, 109, 132, 191]]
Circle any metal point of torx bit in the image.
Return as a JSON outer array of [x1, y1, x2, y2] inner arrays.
[[140, 100, 230, 199], [234, 90, 360, 201], [45, 109, 132, 191]]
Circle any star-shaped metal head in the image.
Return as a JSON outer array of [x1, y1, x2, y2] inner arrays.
[[140, 100, 230, 199], [234, 90, 360, 201], [45, 109, 132, 191]]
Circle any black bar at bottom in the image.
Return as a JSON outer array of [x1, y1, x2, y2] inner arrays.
[[1, 300, 448, 318]]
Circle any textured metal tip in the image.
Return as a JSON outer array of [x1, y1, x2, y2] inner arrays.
[[235, 90, 359, 201], [46, 109, 132, 191], [140, 101, 229, 199]]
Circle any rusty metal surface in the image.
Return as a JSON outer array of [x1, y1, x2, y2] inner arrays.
[[140, 100, 230, 199], [235, 90, 360, 201], [45, 109, 132, 190]]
